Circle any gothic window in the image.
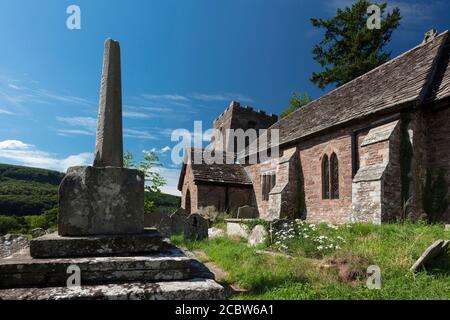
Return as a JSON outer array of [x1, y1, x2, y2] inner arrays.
[[322, 155, 330, 199], [330, 153, 339, 199], [262, 173, 276, 201]]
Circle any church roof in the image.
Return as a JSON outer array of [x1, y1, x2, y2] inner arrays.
[[243, 30, 450, 157], [177, 149, 252, 191]]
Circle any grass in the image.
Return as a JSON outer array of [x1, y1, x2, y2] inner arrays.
[[172, 222, 450, 300]]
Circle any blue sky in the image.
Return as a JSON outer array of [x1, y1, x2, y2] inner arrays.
[[0, 0, 449, 195]]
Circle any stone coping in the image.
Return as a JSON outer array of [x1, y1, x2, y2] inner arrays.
[[30, 229, 164, 258]]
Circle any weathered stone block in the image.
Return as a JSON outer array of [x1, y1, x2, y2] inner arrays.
[[30, 230, 162, 258], [184, 214, 208, 241], [58, 166, 144, 236], [225, 219, 250, 239], [208, 227, 225, 239], [237, 205, 258, 219]]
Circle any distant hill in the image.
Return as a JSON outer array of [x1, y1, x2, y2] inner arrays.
[[0, 163, 180, 216], [0, 164, 63, 216]]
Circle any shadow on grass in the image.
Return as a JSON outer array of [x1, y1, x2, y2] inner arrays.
[[425, 251, 450, 276]]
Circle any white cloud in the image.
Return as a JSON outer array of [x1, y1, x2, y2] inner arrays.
[[153, 166, 181, 196], [141, 94, 189, 102], [56, 116, 97, 136], [191, 93, 254, 103], [0, 75, 94, 117], [0, 139, 92, 172], [123, 111, 153, 119], [123, 129, 157, 140], [0, 140, 31, 150], [57, 129, 93, 136], [161, 146, 171, 153], [0, 108, 14, 115]]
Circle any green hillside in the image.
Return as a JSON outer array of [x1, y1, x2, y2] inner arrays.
[[0, 164, 63, 216]]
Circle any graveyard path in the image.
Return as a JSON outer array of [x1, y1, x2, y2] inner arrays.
[[180, 247, 248, 298]]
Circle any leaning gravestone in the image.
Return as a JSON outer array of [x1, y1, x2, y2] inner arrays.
[[170, 208, 188, 235], [248, 225, 267, 247], [410, 239, 450, 272], [237, 205, 258, 219], [184, 214, 209, 241]]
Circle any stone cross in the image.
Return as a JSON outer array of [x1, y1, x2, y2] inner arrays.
[[93, 38, 123, 167]]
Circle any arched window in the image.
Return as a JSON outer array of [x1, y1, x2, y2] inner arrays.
[[330, 153, 339, 199], [322, 155, 330, 199]]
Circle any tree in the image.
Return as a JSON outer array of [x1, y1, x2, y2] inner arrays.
[[123, 150, 167, 213], [310, 0, 401, 89], [280, 92, 311, 118]]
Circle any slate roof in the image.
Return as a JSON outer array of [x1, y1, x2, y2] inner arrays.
[[242, 31, 450, 156], [425, 36, 450, 103], [177, 149, 252, 190]]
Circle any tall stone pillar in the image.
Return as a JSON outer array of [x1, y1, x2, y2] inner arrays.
[[94, 39, 123, 167], [57, 39, 144, 236]]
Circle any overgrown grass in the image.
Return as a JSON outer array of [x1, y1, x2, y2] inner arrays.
[[172, 222, 450, 300]]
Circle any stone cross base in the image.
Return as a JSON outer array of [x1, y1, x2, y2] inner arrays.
[[58, 166, 144, 236], [29, 230, 163, 258]]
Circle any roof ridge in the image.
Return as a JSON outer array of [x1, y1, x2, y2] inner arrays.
[[272, 30, 450, 129]]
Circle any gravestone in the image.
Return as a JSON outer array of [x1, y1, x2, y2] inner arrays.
[[144, 211, 164, 228], [170, 208, 188, 235], [184, 214, 209, 241], [237, 206, 258, 219], [248, 225, 267, 247], [158, 213, 172, 238], [208, 227, 225, 239], [410, 239, 450, 272]]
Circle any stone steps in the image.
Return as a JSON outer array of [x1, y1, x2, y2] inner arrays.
[[0, 278, 225, 300], [0, 251, 194, 288]]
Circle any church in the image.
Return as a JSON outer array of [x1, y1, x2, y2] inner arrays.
[[178, 30, 450, 224]]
